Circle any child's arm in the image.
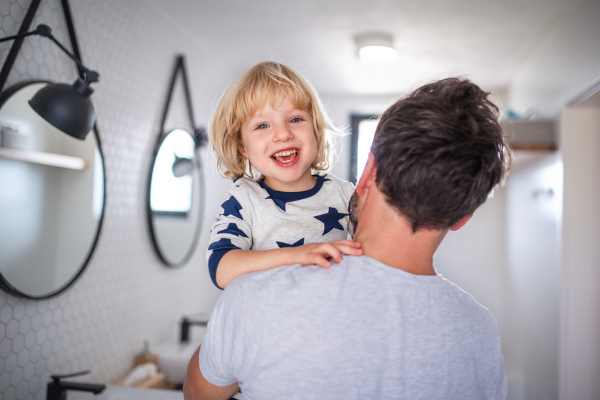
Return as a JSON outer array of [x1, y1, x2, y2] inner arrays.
[[216, 240, 362, 289]]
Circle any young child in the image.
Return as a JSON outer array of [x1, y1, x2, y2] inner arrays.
[[207, 61, 362, 289]]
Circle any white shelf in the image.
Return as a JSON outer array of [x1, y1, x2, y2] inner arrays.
[[0, 147, 88, 170]]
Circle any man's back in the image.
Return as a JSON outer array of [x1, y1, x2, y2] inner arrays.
[[199, 255, 507, 400]]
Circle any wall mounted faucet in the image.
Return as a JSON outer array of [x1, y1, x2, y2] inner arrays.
[[180, 316, 208, 343], [46, 370, 105, 400]]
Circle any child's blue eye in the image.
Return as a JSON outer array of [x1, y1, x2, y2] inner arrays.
[[290, 117, 302, 123], [257, 124, 268, 129]]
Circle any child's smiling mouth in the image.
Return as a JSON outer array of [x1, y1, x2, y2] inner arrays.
[[271, 148, 299, 165]]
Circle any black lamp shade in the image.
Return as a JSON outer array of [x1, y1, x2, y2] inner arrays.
[[28, 79, 95, 140]]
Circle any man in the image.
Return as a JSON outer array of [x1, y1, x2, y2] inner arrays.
[[184, 78, 510, 400]]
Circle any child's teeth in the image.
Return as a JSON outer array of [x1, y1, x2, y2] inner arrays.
[[274, 149, 297, 158]]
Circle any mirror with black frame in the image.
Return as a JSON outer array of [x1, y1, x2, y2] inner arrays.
[[0, 81, 105, 299], [147, 128, 203, 267]]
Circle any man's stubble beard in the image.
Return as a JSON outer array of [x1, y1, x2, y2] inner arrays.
[[348, 191, 359, 237]]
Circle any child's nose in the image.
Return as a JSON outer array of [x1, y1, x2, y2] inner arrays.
[[273, 124, 294, 141]]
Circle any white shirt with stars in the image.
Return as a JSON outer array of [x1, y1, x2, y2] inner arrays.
[[207, 174, 355, 287]]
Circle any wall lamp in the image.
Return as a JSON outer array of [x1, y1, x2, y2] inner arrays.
[[0, 24, 100, 140], [354, 32, 399, 65]]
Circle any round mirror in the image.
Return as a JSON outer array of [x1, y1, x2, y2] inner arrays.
[[147, 128, 203, 267], [0, 81, 105, 299]]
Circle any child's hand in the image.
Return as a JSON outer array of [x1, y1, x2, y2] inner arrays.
[[287, 240, 363, 268]]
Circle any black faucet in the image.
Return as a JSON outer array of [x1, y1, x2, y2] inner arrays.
[[180, 316, 208, 343], [46, 370, 106, 400]]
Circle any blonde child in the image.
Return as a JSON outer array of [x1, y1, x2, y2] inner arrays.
[[207, 62, 362, 289]]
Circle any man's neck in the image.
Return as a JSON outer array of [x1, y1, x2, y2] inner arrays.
[[353, 193, 446, 276]]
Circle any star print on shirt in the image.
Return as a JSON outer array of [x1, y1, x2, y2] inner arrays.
[[276, 238, 305, 248], [220, 196, 243, 220], [217, 223, 248, 238], [314, 207, 348, 235], [208, 237, 240, 252]]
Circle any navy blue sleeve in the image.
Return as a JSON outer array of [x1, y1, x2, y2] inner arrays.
[[208, 238, 241, 289]]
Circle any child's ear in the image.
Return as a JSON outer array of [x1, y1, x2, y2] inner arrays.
[[237, 142, 248, 159]]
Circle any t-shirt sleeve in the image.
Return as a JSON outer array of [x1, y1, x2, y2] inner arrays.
[[207, 188, 253, 288], [198, 276, 267, 386]]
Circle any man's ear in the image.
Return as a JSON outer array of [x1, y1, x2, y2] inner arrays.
[[356, 152, 377, 196], [237, 142, 248, 159], [450, 215, 472, 231]]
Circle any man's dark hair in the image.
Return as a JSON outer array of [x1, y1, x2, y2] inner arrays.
[[371, 77, 510, 232]]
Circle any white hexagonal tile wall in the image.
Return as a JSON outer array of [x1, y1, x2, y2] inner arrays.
[[1, 0, 221, 397]]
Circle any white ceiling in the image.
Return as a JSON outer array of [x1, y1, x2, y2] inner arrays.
[[152, 0, 575, 96]]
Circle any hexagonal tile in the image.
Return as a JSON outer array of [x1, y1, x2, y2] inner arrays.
[[0, 337, 10, 358], [42, 313, 52, 328], [25, 331, 35, 348], [29, 375, 41, 396], [0, 371, 9, 392], [18, 348, 29, 367], [0, 303, 12, 323], [18, 380, 29, 399], [4, 386, 16, 400], [11, 334, 24, 353], [10, 366, 23, 387], [19, 315, 31, 334], [5, 352, 17, 372], [6, 319, 18, 339], [23, 362, 34, 382], [0, 1, 9, 15], [31, 314, 42, 330], [25, 302, 37, 317], [26, 61, 38, 76], [36, 326, 47, 345], [35, 359, 46, 376], [41, 341, 51, 358], [2, 15, 16, 35], [12, 302, 25, 320]]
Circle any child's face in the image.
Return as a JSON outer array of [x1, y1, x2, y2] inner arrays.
[[239, 95, 318, 191]]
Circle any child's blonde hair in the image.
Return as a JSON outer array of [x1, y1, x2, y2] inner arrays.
[[210, 61, 336, 180]]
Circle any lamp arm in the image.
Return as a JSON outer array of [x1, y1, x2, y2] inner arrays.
[[0, 30, 39, 43], [0, 24, 99, 84]]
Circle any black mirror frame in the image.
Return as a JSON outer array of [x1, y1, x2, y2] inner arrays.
[[0, 80, 106, 300], [146, 55, 207, 268], [0, 0, 105, 299]]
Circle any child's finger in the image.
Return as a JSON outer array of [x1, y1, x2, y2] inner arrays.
[[320, 243, 343, 263], [332, 243, 363, 256], [313, 255, 332, 268], [333, 240, 361, 248]]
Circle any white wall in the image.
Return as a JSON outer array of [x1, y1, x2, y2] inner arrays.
[[507, 0, 600, 117], [504, 153, 563, 400], [560, 104, 600, 400], [505, 0, 600, 398]]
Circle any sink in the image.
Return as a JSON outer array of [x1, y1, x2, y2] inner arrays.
[[69, 385, 183, 399], [153, 326, 206, 384]]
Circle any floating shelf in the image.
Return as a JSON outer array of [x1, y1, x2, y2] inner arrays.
[[0, 147, 87, 170]]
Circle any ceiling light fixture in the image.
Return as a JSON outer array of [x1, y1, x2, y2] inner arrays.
[[354, 32, 399, 65]]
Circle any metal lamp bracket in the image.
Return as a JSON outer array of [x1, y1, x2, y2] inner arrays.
[[158, 55, 207, 150], [0, 0, 84, 94]]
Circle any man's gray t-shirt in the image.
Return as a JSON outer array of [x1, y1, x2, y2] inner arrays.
[[199, 255, 508, 400]]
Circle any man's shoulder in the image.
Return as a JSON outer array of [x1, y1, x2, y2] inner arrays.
[[437, 277, 500, 331]]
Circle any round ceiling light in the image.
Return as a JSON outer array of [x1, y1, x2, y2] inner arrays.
[[354, 32, 399, 65]]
